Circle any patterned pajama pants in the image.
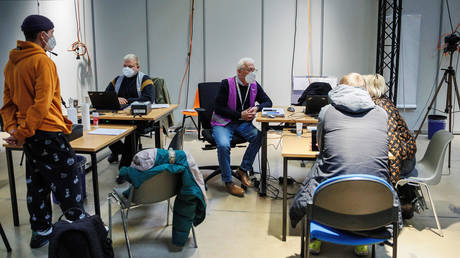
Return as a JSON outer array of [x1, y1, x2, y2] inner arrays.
[[23, 130, 84, 232]]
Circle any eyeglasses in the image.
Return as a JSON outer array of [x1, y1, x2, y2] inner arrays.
[[241, 68, 258, 72]]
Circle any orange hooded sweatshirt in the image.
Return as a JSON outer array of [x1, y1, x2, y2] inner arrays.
[[1, 40, 72, 142]]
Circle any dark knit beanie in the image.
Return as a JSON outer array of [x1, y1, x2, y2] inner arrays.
[[21, 15, 54, 33]]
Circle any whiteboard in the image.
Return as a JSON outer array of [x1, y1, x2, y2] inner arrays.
[[293, 76, 338, 91], [291, 76, 337, 104], [396, 14, 421, 109]]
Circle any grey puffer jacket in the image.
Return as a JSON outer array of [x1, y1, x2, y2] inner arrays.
[[290, 84, 390, 228]]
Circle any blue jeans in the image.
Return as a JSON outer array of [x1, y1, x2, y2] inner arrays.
[[212, 121, 262, 183]]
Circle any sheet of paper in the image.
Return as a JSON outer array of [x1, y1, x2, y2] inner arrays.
[[151, 104, 170, 109], [88, 128, 127, 135]]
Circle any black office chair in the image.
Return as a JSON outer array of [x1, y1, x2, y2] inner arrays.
[[194, 82, 258, 189]]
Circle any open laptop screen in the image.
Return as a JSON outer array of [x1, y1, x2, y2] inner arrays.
[[88, 91, 127, 111]]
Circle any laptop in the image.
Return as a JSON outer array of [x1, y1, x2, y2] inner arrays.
[[304, 95, 329, 116], [262, 107, 285, 118], [88, 91, 128, 111]]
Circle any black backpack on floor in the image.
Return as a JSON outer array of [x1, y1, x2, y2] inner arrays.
[[48, 208, 114, 258]]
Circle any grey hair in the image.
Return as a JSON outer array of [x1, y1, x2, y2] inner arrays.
[[236, 57, 255, 71], [363, 74, 387, 98], [123, 53, 139, 64]]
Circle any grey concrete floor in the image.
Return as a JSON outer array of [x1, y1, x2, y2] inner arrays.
[[0, 131, 459, 258]]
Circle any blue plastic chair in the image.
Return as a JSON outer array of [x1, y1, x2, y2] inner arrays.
[[301, 174, 399, 258]]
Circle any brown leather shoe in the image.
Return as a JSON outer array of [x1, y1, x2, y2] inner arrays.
[[236, 168, 253, 187], [225, 182, 244, 197]]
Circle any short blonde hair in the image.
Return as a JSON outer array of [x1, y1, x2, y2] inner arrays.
[[339, 73, 365, 88], [123, 53, 139, 65], [363, 74, 387, 98]]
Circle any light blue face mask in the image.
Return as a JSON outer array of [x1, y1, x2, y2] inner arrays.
[[245, 71, 256, 84], [122, 67, 135, 78], [43, 33, 56, 51]]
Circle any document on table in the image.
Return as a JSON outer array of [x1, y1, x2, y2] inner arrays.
[[151, 104, 170, 109], [88, 128, 127, 135]]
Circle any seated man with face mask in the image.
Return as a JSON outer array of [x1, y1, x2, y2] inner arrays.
[[105, 54, 155, 168], [212, 57, 272, 197]]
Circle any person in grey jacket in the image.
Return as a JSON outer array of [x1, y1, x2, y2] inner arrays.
[[290, 73, 391, 256]]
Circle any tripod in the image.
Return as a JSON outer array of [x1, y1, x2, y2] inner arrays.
[[415, 53, 459, 168]]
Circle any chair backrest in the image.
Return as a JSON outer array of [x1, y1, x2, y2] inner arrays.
[[130, 127, 185, 204], [197, 82, 221, 130], [416, 130, 453, 185], [311, 174, 397, 232], [168, 126, 185, 151]]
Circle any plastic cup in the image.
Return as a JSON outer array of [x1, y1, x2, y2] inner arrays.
[[296, 122, 302, 136], [93, 112, 99, 127]]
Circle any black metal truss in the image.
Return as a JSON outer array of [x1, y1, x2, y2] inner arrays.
[[376, 0, 402, 104]]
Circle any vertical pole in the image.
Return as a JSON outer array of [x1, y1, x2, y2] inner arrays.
[[282, 157, 288, 241], [202, 0, 206, 82], [393, 0, 402, 105], [261, 0, 264, 87], [90, 0, 99, 90], [259, 122, 268, 196], [376, 0, 383, 73], [91, 153, 100, 216], [6, 149, 19, 226], [145, 0, 151, 75], [389, 0, 398, 102]]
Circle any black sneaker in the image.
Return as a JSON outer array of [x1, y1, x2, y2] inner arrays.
[[30, 230, 53, 249], [107, 153, 119, 163]]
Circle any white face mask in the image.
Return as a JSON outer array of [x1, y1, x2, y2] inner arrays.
[[245, 71, 256, 84], [43, 33, 56, 51], [122, 67, 135, 78]]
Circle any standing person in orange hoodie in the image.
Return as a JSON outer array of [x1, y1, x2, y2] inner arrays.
[[0, 15, 84, 249]]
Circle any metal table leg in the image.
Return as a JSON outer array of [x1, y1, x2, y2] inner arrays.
[[6, 149, 19, 226], [91, 153, 100, 216], [283, 157, 288, 241], [154, 121, 161, 149], [259, 122, 268, 196]]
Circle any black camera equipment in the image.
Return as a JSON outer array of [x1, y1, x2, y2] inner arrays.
[[443, 32, 460, 54], [415, 30, 459, 168]]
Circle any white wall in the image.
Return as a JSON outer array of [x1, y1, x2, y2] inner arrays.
[[0, 0, 95, 107], [90, 0, 377, 124], [92, 0, 148, 91], [3, 1, 421, 130], [399, 0, 460, 133], [147, 0, 204, 109]]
